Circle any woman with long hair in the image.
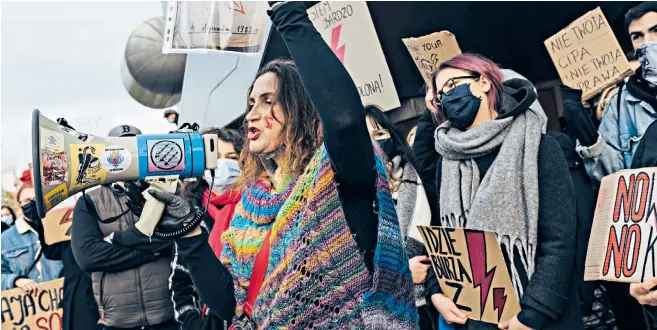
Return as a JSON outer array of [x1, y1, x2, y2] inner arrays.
[[139, 2, 417, 329], [365, 105, 436, 330], [413, 54, 582, 329]]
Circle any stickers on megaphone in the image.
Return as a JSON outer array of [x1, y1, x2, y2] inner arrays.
[[32, 109, 215, 219], [69, 144, 107, 191], [100, 145, 133, 174]]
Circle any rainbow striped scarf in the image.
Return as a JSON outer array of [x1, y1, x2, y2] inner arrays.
[[221, 145, 418, 329]]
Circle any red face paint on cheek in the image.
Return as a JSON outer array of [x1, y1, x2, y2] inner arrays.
[[264, 108, 274, 129]]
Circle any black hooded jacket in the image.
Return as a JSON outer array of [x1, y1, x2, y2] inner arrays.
[[414, 78, 583, 329]]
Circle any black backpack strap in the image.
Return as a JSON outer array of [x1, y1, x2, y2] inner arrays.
[[27, 248, 43, 276], [616, 80, 625, 118]]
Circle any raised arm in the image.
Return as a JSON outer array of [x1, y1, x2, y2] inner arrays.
[[565, 87, 625, 184], [268, 1, 375, 186]]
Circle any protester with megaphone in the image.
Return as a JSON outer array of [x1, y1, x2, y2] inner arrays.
[[127, 1, 418, 328], [1, 184, 63, 292], [70, 125, 179, 330]]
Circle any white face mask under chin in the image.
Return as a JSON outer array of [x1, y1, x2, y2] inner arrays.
[[205, 158, 241, 193]]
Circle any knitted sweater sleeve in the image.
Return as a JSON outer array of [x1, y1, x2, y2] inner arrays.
[[268, 1, 378, 271], [516, 136, 577, 329]]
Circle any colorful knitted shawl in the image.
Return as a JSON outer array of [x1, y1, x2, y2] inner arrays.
[[221, 145, 419, 329]]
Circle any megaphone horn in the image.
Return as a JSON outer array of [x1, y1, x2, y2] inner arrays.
[[32, 109, 218, 236]]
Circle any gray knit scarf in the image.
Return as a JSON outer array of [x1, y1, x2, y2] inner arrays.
[[434, 104, 544, 298]]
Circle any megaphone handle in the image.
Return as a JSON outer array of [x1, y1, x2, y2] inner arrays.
[[134, 177, 179, 236]]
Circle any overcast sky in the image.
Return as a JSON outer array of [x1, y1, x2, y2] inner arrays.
[[1, 1, 174, 185]]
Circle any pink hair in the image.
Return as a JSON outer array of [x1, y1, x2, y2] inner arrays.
[[431, 53, 504, 121]]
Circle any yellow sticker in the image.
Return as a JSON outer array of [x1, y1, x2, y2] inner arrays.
[[69, 144, 108, 190], [44, 184, 69, 211]]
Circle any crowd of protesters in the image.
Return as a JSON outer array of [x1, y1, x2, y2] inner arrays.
[[2, 2, 657, 330]]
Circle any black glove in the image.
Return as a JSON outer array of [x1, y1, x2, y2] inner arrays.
[[124, 181, 150, 217], [560, 85, 599, 147], [147, 189, 204, 240]]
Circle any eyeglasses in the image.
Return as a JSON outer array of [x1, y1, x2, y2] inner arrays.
[[433, 75, 481, 108], [19, 197, 35, 207]]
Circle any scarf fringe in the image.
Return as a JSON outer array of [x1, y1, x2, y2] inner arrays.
[[498, 235, 535, 299]]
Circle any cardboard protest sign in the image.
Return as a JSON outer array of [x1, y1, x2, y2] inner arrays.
[[307, 1, 400, 111], [163, 1, 269, 54], [585, 167, 657, 283], [418, 226, 520, 324], [544, 7, 633, 100], [403, 31, 462, 86], [1, 278, 64, 330], [42, 207, 74, 245]]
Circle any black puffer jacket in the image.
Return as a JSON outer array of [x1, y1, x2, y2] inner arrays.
[[71, 186, 174, 328]]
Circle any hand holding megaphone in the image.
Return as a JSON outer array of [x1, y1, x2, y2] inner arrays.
[[32, 109, 219, 240], [141, 189, 204, 239], [123, 181, 150, 217]]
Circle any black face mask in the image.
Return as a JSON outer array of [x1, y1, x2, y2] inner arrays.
[[21, 200, 40, 223], [442, 83, 482, 130], [378, 138, 398, 160]]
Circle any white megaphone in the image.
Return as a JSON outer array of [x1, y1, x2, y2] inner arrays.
[[31, 109, 218, 236]]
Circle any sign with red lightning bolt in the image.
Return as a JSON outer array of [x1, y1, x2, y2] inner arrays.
[[306, 1, 400, 111], [418, 226, 521, 324]]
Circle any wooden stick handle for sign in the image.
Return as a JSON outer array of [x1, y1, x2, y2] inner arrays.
[[135, 175, 179, 236]]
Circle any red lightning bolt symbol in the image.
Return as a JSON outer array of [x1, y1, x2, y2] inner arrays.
[[60, 208, 74, 236], [264, 108, 274, 129], [465, 230, 496, 315], [232, 1, 246, 14], [330, 25, 346, 63], [493, 287, 507, 321]]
